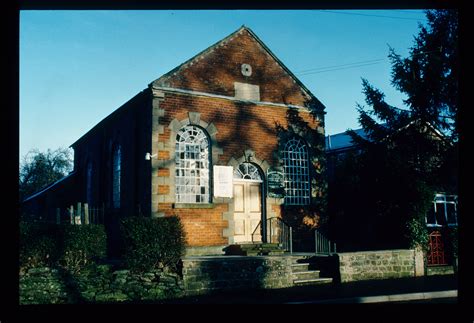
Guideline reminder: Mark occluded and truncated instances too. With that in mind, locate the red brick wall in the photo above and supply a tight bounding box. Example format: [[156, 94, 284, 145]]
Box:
[[155, 92, 319, 247], [156, 29, 311, 106], [159, 93, 318, 165], [152, 28, 323, 248], [158, 203, 229, 247]]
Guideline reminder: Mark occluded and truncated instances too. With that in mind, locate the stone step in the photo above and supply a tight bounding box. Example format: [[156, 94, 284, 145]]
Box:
[[291, 270, 321, 281], [290, 263, 310, 272], [224, 243, 284, 255], [239, 243, 280, 250], [427, 265, 454, 276], [293, 277, 333, 285]]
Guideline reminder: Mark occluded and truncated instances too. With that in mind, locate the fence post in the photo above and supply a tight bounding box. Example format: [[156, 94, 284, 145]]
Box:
[[289, 227, 293, 254], [76, 202, 82, 225], [315, 230, 318, 254], [69, 205, 74, 224], [56, 208, 61, 224], [84, 203, 89, 225]]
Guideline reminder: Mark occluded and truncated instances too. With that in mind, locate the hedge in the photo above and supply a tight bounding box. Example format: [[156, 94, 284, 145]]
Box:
[[19, 221, 107, 272], [20, 222, 61, 269], [120, 216, 186, 273]]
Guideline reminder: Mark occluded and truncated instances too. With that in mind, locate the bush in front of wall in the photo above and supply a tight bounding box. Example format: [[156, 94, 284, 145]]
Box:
[[120, 216, 186, 273], [20, 221, 61, 270], [60, 224, 107, 273], [19, 220, 107, 273]]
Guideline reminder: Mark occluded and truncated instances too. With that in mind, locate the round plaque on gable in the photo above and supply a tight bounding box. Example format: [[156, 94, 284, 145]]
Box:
[[241, 63, 252, 76]]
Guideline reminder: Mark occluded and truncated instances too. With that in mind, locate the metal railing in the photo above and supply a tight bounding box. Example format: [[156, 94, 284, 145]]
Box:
[[252, 217, 293, 253], [315, 229, 336, 255]]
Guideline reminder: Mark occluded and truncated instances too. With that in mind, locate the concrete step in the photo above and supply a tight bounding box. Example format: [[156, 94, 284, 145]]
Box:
[[427, 265, 454, 276], [293, 277, 333, 285], [292, 270, 321, 281], [290, 263, 310, 272], [224, 243, 284, 256]]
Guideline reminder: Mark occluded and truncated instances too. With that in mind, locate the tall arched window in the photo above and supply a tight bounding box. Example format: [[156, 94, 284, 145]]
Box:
[[86, 160, 93, 205], [175, 125, 210, 203], [283, 138, 310, 205], [112, 145, 121, 209]]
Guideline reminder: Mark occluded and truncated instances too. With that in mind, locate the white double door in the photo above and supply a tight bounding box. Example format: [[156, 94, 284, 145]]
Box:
[[232, 180, 263, 243]]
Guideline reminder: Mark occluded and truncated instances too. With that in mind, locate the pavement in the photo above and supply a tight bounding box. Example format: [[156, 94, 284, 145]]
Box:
[[161, 273, 458, 304]]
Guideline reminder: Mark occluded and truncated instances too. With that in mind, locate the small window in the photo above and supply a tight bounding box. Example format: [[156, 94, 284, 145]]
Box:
[[233, 162, 262, 181], [435, 203, 447, 225], [86, 161, 93, 205], [446, 203, 457, 225], [112, 145, 121, 209], [426, 194, 458, 227]]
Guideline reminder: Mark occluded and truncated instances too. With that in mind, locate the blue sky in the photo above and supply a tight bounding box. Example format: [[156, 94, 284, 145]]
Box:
[[20, 10, 428, 160]]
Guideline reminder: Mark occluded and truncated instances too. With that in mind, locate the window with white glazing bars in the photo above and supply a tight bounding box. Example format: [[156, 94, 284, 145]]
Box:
[[233, 162, 262, 180], [112, 145, 121, 209], [175, 125, 210, 203], [283, 138, 310, 205], [426, 194, 458, 227]]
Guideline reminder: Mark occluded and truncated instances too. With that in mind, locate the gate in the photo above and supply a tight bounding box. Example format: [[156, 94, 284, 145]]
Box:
[[427, 230, 447, 266]]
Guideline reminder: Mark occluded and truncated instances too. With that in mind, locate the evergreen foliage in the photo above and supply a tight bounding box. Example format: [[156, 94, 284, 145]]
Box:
[[330, 10, 458, 251], [120, 216, 186, 273]]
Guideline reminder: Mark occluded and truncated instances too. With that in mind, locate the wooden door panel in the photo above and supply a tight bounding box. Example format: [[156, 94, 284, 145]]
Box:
[[234, 184, 245, 213], [234, 219, 245, 235], [249, 184, 261, 213], [232, 181, 262, 243]]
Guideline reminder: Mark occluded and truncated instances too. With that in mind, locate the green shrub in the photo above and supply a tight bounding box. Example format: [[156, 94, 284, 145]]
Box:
[[19, 221, 107, 273], [405, 217, 429, 251], [20, 221, 61, 270], [448, 227, 458, 258], [120, 216, 186, 273], [60, 224, 107, 273]]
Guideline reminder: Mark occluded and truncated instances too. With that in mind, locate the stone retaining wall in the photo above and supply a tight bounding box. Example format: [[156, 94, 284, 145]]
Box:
[[338, 249, 417, 282], [182, 256, 293, 296], [19, 265, 184, 304]]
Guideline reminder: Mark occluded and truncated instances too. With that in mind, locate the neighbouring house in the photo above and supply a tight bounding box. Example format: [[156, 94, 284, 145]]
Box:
[[22, 26, 327, 256], [325, 122, 458, 266]]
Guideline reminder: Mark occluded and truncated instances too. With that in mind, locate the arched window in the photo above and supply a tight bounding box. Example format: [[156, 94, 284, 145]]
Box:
[[283, 138, 310, 205], [233, 162, 262, 181], [112, 145, 121, 209], [175, 125, 210, 203], [86, 160, 93, 205]]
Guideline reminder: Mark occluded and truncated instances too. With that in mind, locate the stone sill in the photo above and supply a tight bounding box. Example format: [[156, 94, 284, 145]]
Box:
[[173, 203, 215, 209]]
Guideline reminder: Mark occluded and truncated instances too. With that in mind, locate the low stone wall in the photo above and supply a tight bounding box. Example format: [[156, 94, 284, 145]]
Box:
[[19, 267, 70, 304], [182, 256, 293, 296], [338, 249, 417, 282], [19, 265, 184, 304]]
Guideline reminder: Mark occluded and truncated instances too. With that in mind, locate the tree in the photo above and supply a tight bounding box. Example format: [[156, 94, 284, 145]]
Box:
[[19, 148, 73, 202], [389, 9, 458, 141], [332, 9, 458, 250]]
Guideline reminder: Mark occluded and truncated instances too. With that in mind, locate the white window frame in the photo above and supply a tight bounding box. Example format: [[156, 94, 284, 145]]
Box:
[[426, 193, 458, 227], [175, 125, 211, 204], [233, 162, 263, 181], [283, 138, 310, 205]]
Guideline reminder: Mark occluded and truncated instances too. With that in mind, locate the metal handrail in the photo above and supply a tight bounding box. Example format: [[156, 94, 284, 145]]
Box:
[[315, 229, 336, 255], [251, 217, 293, 253]]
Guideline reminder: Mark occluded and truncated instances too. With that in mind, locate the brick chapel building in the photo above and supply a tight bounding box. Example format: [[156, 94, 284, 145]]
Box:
[[23, 26, 327, 256]]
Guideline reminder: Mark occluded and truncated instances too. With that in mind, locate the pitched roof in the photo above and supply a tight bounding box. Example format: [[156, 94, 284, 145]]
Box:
[[326, 120, 449, 152], [22, 171, 76, 203], [151, 25, 325, 112]]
